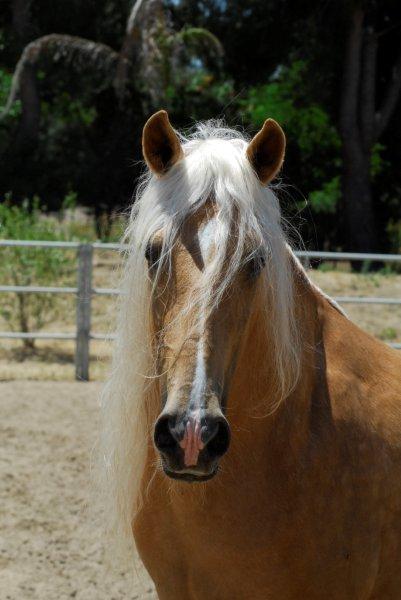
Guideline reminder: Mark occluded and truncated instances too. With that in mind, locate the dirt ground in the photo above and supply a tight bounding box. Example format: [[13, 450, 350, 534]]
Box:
[[0, 380, 156, 600]]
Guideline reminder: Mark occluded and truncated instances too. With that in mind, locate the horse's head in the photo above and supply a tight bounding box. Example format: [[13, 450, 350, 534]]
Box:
[[141, 111, 286, 482]]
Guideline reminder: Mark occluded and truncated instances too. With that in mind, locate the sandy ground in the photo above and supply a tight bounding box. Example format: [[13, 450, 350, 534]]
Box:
[[0, 381, 156, 600]]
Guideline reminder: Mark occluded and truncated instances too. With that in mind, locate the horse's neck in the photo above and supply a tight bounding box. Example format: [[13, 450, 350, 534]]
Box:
[[227, 262, 322, 461]]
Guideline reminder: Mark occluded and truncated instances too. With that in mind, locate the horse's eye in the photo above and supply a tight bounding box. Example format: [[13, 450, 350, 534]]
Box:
[[145, 242, 162, 268], [247, 251, 266, 278]]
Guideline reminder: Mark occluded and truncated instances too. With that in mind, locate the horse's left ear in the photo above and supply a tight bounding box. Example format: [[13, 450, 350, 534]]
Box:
[[246, 118, 286, 184], [142, 110, 183, 175]]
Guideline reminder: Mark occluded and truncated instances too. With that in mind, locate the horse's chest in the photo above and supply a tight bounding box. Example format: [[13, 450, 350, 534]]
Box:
[[133, 481, 385, 600]]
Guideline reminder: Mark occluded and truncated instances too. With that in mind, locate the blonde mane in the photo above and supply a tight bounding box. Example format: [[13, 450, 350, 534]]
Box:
[[98, 121, 301, 562]]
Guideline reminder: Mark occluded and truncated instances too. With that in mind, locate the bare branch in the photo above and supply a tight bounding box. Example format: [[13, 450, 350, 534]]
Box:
[[114, 0, 162, 101], [126, 0, 147, 37], [375, 46, 401, 139], [114, 0, 146, 101], [0, 34, 122, 121], [174, 27, 224, 63]]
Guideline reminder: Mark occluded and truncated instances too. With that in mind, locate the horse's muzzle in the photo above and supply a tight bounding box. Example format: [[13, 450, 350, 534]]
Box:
[[153, 411, 230, 481]]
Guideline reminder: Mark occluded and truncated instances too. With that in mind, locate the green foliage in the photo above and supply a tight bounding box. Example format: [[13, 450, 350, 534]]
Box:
[[309, 177, 341, 214], [62, 190, 78, 211], [41, 92, 97, 127], [379, 327, 397, 341], [0, 68, 21, 120], [387, 219, 401, 253], [1, 1, 401, 254], [167, 71, 234, 121], [243, 61, 340, 153], [0, 198, 75, 347], [317, 262, 336, 272], [361, 261, 374, 275], [175, 26, 224, 65], [154, 22, 231, 120], [0, 67, 21, 151], [385, 219, 401, 272], [242, 61, 342, 216], [370, 143, 388, 179]]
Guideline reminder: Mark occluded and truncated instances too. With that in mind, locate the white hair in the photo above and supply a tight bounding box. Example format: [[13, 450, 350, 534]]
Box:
[[97, 121, 301, 563]]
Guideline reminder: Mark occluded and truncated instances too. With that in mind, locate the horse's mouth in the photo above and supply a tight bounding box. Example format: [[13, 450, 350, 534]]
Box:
[[162, 466, 218, 483]]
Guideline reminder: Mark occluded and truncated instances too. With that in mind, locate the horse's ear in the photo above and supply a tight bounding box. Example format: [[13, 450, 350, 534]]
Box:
[[246, 118, 286, 184], [142, 110, 183, 175]]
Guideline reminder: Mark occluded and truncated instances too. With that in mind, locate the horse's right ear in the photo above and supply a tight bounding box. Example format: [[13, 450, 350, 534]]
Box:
[[142, 110, 183, 175]]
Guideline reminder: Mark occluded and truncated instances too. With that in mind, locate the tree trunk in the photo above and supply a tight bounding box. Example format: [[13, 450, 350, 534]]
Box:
[[16, 292, 35, 350], [11, 0, 40, 154], [16, 64, 40, 148], [340, 5, 379, 254], [342, 140, 378, 253]]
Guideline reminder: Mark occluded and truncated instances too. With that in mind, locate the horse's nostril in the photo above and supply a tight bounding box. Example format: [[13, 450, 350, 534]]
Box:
[[154, 412, 231, 464], [205, 418, 230, 459], [154, 414, 177, 453]]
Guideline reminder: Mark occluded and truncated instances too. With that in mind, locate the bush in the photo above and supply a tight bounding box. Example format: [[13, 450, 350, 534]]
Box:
[[0, 198, 75, 349]]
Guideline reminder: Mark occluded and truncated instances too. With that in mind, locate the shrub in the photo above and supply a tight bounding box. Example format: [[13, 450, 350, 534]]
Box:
[[0, 198, 75, 349]]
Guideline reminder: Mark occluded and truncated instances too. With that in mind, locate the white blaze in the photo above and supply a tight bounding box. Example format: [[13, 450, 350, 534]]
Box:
[[189, 217, 217, 415]]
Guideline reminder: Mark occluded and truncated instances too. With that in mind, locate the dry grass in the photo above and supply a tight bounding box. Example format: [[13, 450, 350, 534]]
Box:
[[0, 251, 119, 381], [0, 255, 400, 382], [309, 268, 401, 343]]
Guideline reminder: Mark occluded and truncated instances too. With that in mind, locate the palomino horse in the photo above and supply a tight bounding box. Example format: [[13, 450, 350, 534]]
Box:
[[100, 110, 401, 599]]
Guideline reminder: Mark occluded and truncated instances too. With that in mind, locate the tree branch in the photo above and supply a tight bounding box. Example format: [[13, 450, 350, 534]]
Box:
[[10, 0, 39, 145], [0, 34, 123, 121], [174, 26, 224, 65], [126, 0, 147, 37], [375, 45, 401, 139], [114, 0, 145, 101], [114, 0, 163, 103]]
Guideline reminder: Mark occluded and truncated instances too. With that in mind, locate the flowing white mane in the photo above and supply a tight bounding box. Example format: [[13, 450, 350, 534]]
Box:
[[97, 121, 301, 562]]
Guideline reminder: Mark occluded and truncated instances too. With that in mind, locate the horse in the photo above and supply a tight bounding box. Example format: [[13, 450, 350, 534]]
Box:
[[99, 110, 401, 599]]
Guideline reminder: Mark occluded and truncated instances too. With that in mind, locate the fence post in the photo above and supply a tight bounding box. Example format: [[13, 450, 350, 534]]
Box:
[[75, 243, 93, 381]]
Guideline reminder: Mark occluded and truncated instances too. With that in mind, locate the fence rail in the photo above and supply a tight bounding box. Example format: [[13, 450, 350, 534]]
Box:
[[0, 240, 400, 380]]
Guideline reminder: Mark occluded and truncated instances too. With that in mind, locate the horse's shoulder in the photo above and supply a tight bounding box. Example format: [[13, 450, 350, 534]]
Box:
[[316, 297, 401, 443]]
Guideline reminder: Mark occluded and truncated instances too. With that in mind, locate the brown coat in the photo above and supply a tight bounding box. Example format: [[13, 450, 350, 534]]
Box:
[[134, 277, 401, 600]]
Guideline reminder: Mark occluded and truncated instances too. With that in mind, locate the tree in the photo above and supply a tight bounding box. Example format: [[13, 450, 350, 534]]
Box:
[[242, 60, 342, 250], [2, 0, 401, 253], [1, 0, 224, 234], [171, 0, 401, 253], [340, 1, 401, 252], [10, 0, 39, 148]]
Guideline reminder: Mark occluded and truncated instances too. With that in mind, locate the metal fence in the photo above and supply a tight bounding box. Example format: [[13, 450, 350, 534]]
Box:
[[0, 240, 400, 381]]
